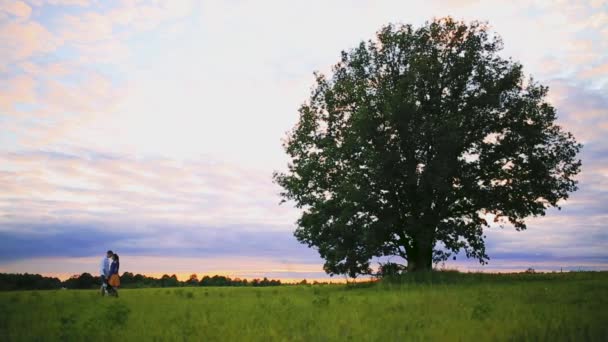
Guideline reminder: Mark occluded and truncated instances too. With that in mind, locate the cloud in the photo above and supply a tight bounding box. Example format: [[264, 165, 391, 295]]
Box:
[[1, 69, 123, 118], [589, 0, 608, 8], [0, 222, 314, 262], [56, 12, 114, 43], [0, 20, 59, 63], [0, 219, 326, 280], [18, 61, 70, 77], [1, 220, 605, 279], [0, 0, 31, 19], [0, 0, 198, 152], [0, 148, 309, 277], [54, 0, 197, 43], [588, 11, 608, 29], [0, 149, 298, 227], [107, 0, 196, 31], [546, 79, 608, 143], [578, 62, 608, 80], [30, 0, 90, 6], [0, 74, 37, 110], [43, 73, 122, 114]]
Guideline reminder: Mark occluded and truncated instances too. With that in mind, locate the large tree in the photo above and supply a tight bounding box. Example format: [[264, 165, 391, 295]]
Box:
[[274, 18, 582, 276]]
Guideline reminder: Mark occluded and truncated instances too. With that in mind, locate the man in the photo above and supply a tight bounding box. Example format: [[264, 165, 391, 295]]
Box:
[[100, 250, 113, 296]]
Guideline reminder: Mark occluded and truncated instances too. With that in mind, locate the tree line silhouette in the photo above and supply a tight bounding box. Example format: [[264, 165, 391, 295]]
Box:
[[0, 272, 282, 291]]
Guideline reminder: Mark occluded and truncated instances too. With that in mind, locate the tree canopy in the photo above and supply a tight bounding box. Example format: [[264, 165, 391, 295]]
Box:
[[274, 18, 582, 276]]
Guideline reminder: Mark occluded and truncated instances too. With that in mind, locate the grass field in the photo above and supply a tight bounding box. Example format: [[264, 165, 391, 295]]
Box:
[[1, 272, 607, 341]]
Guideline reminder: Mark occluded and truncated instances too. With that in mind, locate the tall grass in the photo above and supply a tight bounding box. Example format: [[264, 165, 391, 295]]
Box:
[[1, 272, 606, 341]]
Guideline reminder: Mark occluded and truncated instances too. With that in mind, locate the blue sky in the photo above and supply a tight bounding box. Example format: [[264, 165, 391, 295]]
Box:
[[0, 0, 607, 280]]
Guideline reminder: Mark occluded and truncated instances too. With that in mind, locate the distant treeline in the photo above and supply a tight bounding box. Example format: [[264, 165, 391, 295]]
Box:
[[0, 272, 282, 291]]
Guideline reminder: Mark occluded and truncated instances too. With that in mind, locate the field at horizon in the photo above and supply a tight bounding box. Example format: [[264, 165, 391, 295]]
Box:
[[1, 272, 607, 341]]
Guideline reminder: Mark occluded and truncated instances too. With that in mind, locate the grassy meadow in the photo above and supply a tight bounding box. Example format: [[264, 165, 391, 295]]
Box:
[[1, 272, 607, 341]]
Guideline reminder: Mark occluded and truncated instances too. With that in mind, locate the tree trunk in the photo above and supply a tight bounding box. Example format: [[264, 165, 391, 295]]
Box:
[[406, 233, 433, 272]]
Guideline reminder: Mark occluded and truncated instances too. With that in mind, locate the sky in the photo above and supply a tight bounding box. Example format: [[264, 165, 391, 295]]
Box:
[[0, 0, 607, 281]]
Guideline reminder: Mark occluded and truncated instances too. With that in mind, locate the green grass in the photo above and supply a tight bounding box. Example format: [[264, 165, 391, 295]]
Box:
[[1, 272, 607, 341]]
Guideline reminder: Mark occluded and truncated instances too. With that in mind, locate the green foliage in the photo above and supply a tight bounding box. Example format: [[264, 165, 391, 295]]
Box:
[[274, 17, 582, 276], [0, 273, 62, 290], [0, 272, 281, 291], [0, 272, 606, 341], [377, 262, 406, 278]]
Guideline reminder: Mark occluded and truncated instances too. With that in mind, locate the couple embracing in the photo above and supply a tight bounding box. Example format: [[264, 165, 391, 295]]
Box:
[[100, 250, 120, 297]]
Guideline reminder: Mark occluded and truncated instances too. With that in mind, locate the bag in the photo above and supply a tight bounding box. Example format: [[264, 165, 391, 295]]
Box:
[[108, 274, 121, 287]]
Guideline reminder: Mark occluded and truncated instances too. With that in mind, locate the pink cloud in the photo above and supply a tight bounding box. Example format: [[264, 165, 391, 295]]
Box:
[[0, 74, 37, 110], [588, 11, 608, 29], [54, 0, 197, 43], [57, 12, 114, 43], [40, 76, 117, 116], [590, 0, 608, 8], [0, 20, 60, 63], [0, 0, 31, 19], [578, 62, 608, 80], [565, 39, 600, 65], [18, 61, 71, 77], [45, 0, 196, 66], [30, 0, 90, 6]]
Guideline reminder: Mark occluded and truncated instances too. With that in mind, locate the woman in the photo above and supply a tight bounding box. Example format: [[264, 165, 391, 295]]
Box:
[[108, 253, 120, 297]]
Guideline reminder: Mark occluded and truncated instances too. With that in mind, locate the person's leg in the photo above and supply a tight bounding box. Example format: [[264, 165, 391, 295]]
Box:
[[106, 279, 116, 296], [100, 275, 107, 296]]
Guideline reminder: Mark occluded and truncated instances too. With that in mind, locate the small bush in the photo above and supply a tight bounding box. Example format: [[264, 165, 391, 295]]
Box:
[[378, 262, 406, 278]]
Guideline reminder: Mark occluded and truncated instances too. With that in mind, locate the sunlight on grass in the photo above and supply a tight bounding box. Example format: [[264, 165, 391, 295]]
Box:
[[1, 272, 607, 341]]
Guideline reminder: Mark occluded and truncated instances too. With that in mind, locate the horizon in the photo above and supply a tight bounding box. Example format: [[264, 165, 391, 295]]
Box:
[[5, 266, 606, 284], [9, 255, 608, 282], [1, 0, 607, 281]]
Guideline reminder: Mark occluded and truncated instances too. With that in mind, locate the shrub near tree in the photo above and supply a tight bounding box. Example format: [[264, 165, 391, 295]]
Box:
[[187, 274, 199, 286], [274, 17, 582, 277]]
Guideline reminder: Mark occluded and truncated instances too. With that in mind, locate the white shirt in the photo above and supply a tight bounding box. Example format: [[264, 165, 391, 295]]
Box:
[[100, 257, 110, 277]]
